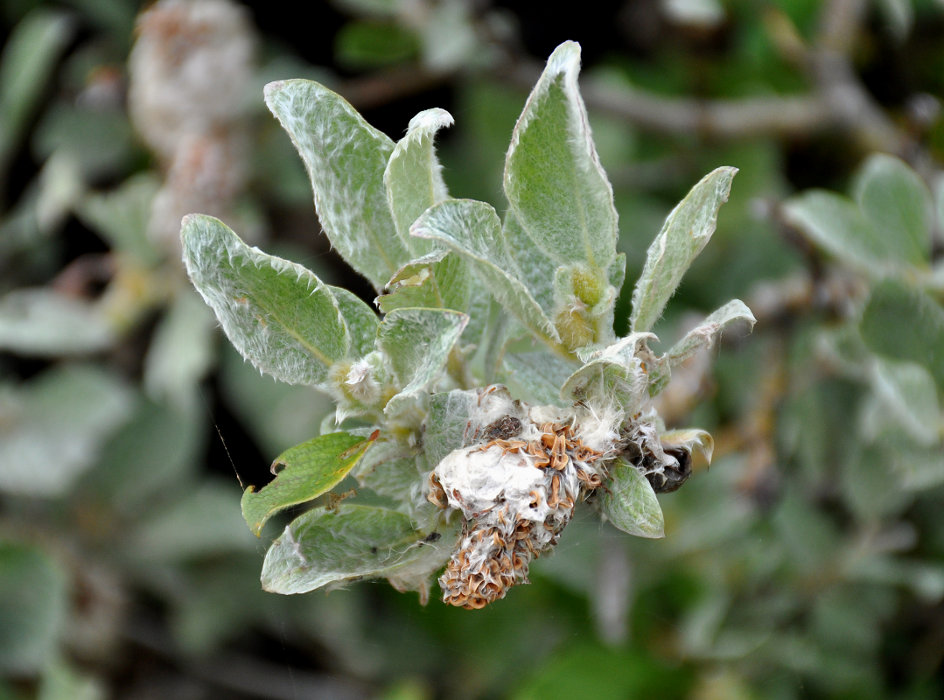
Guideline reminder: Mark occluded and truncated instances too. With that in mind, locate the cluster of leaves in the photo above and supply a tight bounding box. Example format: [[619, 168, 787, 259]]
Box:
[[182, 40, 752, 603]]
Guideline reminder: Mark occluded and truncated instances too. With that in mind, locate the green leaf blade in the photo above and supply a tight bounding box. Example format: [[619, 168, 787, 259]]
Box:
[[504, 41, 618, 271], [241, 431, 376, 536], [853, 153, 932, 266], [599, 458, 665, 538], [411, 199, 560, 346], [630, 166, 737, 333], [666, 298, 756, 367], [860, 280, 944, 392], [260, 504, 447, 594], [181, 214, 349, 387], [384, 107, 453, 256], [782, 190, 900, 274], [378, 307, 468, 395], [328, 285, 379, 360], [376, 252, 472, 316], [264, 79, 409, 288]]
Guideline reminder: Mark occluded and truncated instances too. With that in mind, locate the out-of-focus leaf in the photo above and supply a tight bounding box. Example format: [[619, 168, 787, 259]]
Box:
[[418, 0, 478, 71], [868, 358, 940, 445], [598, 458, 665, 538], [412, 199, 559, 346], [513, 641, 691, 700], [34, 103, 135, 179], [75, 173, 162, 266], [663, 0, 726, 27], [181, 214, 349, 387], [241, 431, 376, 536], [842, 442, 913, 521], [0, 365, 133, 496], [144, 290, 215, 409], [264, 79, 409, 288], [384, 107, 452, 256], [0, 289, 114, 356], [260, 505, 449, 594], [0, 9, 73, 171], [853, 153, 931, 265], [335, 20, 419, 69], [36, 152, 84, 233], [874, 0, 914, 40], [504, 41, 618, 273], [38, 657, 105, 700], [130, 481, 254, 561], [783, 190, 904, 274], [665, 299, 755, 366], [860, 279, 944, 391], [630, 167, 737, 332], [82, 399, 201, 513], [0, 542, 68, 674]]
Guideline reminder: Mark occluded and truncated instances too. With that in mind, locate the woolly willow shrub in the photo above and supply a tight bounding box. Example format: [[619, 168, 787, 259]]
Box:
[[181, 41, 753, 608]]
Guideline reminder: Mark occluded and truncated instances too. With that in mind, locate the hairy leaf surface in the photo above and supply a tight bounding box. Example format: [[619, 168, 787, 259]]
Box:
[[630, 167, 737, 333], [265, 79, 409, 288], [181, 214, 349, 387]]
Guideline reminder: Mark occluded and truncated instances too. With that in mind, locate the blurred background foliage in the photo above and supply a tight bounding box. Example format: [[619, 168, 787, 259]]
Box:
[[1, 0, 943, 698]]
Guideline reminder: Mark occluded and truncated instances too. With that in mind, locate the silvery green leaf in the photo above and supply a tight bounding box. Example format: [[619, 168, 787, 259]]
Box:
[[130, 481, 255, 561], [242, 431, 376, 536], [660, 427, 715, 464], [860, 280, 944, 391], [144, 290, 215, 409], [842, 441, 913, 521], [377, 307, 468, 397], [502, 210, 558, 314], [36, 151, 83, 233], [0, 542, 68, 674], [560, 332, 655, 410], [0, 365, 133, 497], [328, 285, 379, 359], [425, 389, 478, 467], [502, 351, 577, 406], [853, 153, 932, 266], [0, 9, 73, 171], [504, 41, 618, 271], [782, 190, 905, 275], [261, 504, 450, 594], [354, 440, 421, 506], [598, 458, 665, 538], [868, 358, 940, 446], [75, 173, 161, 266], [630, 166, 737, 333], [384, 107, 453, 256], [264, 79, 410, 288], [0, 289, 114, 356], [666, 299, 756, 367], [874, 0, 913, 40], [411, 199, 560, 346], [609, 251, 627, 295], [181, 214, 349, 387], [86, 400, 200, 514], [376, 251, 472, 316]]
